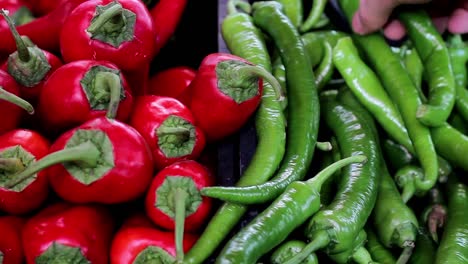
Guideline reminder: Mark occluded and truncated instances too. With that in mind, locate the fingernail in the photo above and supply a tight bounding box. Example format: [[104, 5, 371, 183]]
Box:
[[352, 14, 366, 34]]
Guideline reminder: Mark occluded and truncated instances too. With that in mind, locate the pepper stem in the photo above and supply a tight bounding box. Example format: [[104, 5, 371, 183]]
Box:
[[316, 141, 332, 151], [227, 0, 251, 15], [0, 9, 30, 62], [237, 65, 285, 101], [352, 246, 376, 264], [5, 141, 100, 188], [0, 157, 24, 172], [306, 155, 367, 190], [94, 71, 122, 119], [427, 205, 446, 242], [401, 181, 416, 204], [174, 188, 188, 264], [396, 243, 414, 264], [157, 127, 191, 144], [87, 2, 124, 34], [0, 86, 34, 114], [283, 231, 330, 264]]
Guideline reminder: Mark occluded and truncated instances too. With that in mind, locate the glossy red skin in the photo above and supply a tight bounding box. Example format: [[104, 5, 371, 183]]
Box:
[[148, 66, 196, 98], [60, 0, 157, 72], [22, 203, 115, 264], [150, 0, 188, 55], [0, 0, 87, 55], [37, 60, 133, 135], [0, 216, 25, 264], [183, 53, 263, 142], [47, 117, 154, 204], [0, 0, 25, 59], [110, 226, 198, 264], [0, 70, 25, 135], [1, 49, 63, 103], [0, 129, 50, 215], [121, 212, 157, 229], [145, 160, 214, 232], [23, 0, 67, 16], [130, 95, 206, 171]]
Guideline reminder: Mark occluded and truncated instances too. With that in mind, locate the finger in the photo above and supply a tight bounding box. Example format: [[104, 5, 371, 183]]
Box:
[[352, 0, 431, 35], [447, 7, 468, 33], [383, 19, 407, 41]]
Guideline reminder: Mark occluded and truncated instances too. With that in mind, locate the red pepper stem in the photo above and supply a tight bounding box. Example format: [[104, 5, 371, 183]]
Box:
[[227, 0, 251, 15], [396, 243, 414, 264], [5, 141, 101, 188], [237, 65, 285, 101], [0, 9, 31, 62], [87, 2, 124, 34], [174, 188, 188, 264], [283, 231, 330, 264], [157, 127, 191, 143], [0, 86, 34, 114], [0, 157, 24, 172], [94, 71, 121, 119]]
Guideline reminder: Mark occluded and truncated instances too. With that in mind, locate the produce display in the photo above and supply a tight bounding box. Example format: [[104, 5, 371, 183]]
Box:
[[0, 0, 467, 263]]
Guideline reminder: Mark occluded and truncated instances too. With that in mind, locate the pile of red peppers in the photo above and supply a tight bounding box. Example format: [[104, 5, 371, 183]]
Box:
[[0, 0, 274, 263]]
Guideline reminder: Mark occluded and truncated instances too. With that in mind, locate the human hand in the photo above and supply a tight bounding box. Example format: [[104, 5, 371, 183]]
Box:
[[351, 0, 468, 40]]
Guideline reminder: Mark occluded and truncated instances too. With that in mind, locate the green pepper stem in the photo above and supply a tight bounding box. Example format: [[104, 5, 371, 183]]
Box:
[[5, 141, 101, 188], [0, 9, 30, 62], [226, 0, 251, 15], [306, 155, 367, 190], [396, 243, 414, 264], [94, 71, 122, 119], [237, 65, 285, 101], [283, 231, 330, 264], [174, 188, 188, 264], [352, 246, 376, 264], [316, 141, 332, 151], [0, 157, 24, 172], [401, 181, 415, 204], [157, 127, 191, 144], [0, 86, 34, 114], [87, 2, 124, 34]]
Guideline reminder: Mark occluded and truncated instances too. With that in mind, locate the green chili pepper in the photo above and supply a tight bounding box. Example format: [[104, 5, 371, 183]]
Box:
[[301, 30, 347, 68], [315, 41, 334, 90], [201, 1, 320, 205], [366, 227, 397, 264], [215, 155, 366, 264], [408, 227, 436, 264], [274, 0, 302, 28], [271, 240, 318, 264], [447, 34, 468, 122], [401, 46, 425, 102], [183, 2, 287, 263], [300, 0, 327, 32], [448, 111, 468, 135], [431, 123, 468, 172], [285, 94, 380, 264], [398, 10, 456, 127], [434, 178, 468, 263], [382, 139, 416, 172], [338, 0, 439, 196], [333, 36, 414, 152], [393, 165, 423, 203], [319, 136, 341, 206]]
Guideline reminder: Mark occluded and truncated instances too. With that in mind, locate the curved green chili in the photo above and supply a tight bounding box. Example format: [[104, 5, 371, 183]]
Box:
[[314, 41, 334, 90], [271, 240, 318, 264], [447, 34, 468, 122], [286, 95, 380, 264], [274, 0, 302, 28], [398, 9, 456, 127], [183, 2, 286, 263], [338, 0, 438, 195], [434, 179, 468, 263], [394, 165, 423, 203], [400, 45, 426, 102], [431, 123, 468, 172], [301, 30, 347, 67], [214, 155, 366, 263], [333, 36, 414, 152], [382, 139, 416, 172], [201, 1, 319, 204], [366, 227, 397, 264], [300, 0, 327, 32]]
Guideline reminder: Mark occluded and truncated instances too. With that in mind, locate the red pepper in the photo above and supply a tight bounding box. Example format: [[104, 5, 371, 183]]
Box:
[[0, 69, 34, 135], [0, 0, 87, 56], [22, 0, 66, 16], [3, 116, 154, 204], [110, 225, 198, 264], [181, 52, 283, 142], [148, 66, 196, 98], [0, 9, 62, 104], [150, 0, 187, 54], [145, 160, 213, 262], [0, 129, 50, 215], [22, 202, 115, 264], [59, 0, 157, 95], [120, 211, 157, 229], [37, 60, 133, 136], [0, 216, 25, 264], [129, 95, 206, 171]]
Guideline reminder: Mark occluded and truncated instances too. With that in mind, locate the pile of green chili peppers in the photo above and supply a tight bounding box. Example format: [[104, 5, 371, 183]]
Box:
[[183, 0, 468, 263]]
